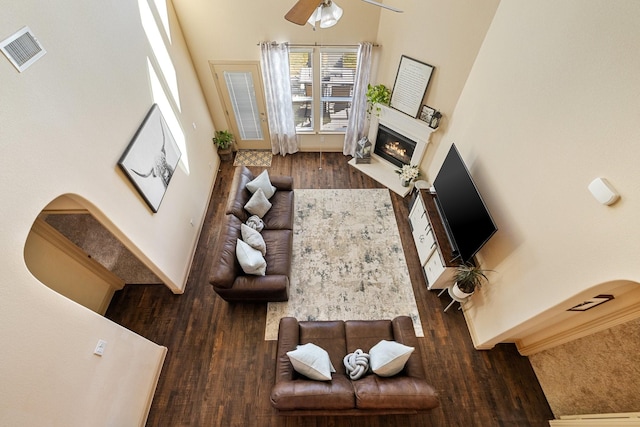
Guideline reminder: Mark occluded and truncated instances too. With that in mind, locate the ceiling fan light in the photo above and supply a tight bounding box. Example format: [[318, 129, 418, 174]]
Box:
[[307, 6, 322, 26], [320, 1, 342, 28]]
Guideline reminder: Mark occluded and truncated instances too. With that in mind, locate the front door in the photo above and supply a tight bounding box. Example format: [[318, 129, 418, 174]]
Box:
[[210, 61, 270, 150]]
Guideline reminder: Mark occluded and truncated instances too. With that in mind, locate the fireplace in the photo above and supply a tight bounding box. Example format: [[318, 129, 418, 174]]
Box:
[[348, 104, 434, 197], [374, 124, 417, 168]]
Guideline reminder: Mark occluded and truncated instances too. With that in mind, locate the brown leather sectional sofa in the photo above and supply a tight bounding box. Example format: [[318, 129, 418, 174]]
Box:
[[271, 316, 440, 415], [209, 166, 294, 302]]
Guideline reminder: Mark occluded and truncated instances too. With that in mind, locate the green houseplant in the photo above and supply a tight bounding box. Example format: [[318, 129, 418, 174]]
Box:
[[453, 263, 492, 295], [213, 130, 234, 161], [365, 84, 391, 117]]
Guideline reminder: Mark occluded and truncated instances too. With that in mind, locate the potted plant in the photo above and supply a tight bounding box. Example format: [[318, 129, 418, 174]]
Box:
[[365, 83, 391, 117], [213, 130, 234, 162], [396, 164, 420, 187], [452, 263, 492, 298]]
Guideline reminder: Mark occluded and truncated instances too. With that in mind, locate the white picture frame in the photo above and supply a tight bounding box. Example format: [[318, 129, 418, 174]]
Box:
[[118, 104, 182, 213]]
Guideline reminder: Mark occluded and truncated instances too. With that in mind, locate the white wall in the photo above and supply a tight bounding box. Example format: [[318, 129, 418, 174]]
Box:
[[375, 0, 500, 165], [0, 0, 216, 424], [431, 0, 640, 347]]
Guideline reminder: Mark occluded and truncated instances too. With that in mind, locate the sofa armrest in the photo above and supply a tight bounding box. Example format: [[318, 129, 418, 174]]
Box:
[[213, 275, 289, 302], [271, 175, 293, 191], [274, 317, 300, 383], [391, 316, 426, 379]]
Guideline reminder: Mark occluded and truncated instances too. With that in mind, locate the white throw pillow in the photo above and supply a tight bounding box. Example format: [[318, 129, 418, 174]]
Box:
[[235, 239, 266, 276], [369, 340, 414, 377], [286, 343, 336, 381], [244, 188, 272, 218], [241, 223, 266, 256], [246, 170, 276, 199]]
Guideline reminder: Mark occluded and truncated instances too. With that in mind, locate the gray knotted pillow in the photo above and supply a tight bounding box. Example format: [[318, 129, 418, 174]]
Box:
[[245, 215, 264, 232], [343, 349, 370, 380]]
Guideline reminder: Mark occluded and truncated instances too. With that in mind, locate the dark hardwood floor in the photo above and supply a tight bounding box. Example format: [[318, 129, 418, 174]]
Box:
[[106, 152, 553, 426]]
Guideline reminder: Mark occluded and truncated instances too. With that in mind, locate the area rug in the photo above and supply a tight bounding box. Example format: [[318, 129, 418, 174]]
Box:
[[265, 189, 423, 340], [233, 150, 272, 167]]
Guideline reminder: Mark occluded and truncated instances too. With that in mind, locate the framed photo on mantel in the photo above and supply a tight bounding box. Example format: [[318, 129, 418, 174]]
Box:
[[389, 55, 435, 118]]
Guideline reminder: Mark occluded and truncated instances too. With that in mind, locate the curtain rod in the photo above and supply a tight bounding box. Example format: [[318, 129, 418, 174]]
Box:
[[257, 42, 379, 48]]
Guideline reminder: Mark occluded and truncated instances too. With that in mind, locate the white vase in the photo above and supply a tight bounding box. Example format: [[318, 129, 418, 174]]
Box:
[[452, 282, 474, 299]]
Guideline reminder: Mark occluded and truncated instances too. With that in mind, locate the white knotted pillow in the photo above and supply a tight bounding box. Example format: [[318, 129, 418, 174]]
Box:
[[245, 215, 264, 232], [343, 349, 370, 380]]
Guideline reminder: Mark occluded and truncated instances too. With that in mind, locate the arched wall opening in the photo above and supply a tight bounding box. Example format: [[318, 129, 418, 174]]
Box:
[[24, 194, 166, 314]]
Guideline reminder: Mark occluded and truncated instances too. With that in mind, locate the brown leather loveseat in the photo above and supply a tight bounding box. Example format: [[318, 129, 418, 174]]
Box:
[[209, 166, 294, 302], [271, 316, 440, 415]]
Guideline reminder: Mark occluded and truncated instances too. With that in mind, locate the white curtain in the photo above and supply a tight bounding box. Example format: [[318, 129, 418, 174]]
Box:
[[343, 42, 373, 156], [259, 42, 299, 156]]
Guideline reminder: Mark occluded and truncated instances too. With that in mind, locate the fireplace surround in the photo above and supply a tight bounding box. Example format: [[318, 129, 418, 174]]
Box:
[[348, 104, 434, 196]]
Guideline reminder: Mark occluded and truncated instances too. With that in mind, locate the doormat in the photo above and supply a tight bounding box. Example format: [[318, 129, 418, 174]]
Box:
[[265, 189, 423, 340], [233, 150, 272, 167]]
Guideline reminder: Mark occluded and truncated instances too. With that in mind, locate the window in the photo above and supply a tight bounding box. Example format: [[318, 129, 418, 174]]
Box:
[[289, 47, 357, 133], [289, 49, 313, 132]]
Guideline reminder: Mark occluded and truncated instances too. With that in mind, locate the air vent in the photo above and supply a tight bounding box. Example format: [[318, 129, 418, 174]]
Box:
[[0, 26, 46, 72]]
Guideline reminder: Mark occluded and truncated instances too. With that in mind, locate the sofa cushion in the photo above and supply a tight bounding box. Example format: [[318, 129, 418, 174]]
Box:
[[270, 374, 355, 410], [244, 188, 272, 218], [287, 343, 335, 381], [299, 320, 347, 375], [262, 229, 292, 276], [236, 239, 266, 276], [345, 319, 394, 354], [352, 375, 440, 410], [261, 190, 294, 230], [246, 169, 276, 199], [241, 223, 266, 255], [369, 340, 414, 377]]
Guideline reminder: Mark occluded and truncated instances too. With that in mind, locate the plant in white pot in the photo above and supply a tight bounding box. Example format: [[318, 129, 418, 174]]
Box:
[[452, 263, 492, 298]]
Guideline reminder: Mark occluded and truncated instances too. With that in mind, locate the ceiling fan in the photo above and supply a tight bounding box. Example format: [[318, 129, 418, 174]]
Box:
[[285, 0, 403, 27]]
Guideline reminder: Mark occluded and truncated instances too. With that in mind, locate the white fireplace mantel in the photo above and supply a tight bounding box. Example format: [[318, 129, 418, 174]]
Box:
[[349, 104, 435, 197]]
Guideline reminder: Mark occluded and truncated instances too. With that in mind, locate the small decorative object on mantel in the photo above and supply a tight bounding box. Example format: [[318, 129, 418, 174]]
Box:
[[213, 130, 234, 162], [355, 136, 372, 164], [429, 111, 442, 130], [419, 105, 435, 124], [396, 164, 420, 187]]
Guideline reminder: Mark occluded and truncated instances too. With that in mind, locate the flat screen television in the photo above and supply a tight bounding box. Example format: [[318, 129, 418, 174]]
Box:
[[433, 144, 497, 263]]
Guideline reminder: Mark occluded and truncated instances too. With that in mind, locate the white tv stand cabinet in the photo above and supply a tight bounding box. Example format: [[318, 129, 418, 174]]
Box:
[[409, 189, 461, 290]]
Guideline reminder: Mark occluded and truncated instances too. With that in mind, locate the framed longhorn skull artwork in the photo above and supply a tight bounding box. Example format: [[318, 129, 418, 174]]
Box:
[[118, 104, 182, 213]]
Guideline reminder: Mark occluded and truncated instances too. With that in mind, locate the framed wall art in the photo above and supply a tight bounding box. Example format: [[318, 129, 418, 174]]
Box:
[[419, 105, 435, 123], [389, 55, 435, 118], [118, 104, 182, 213]]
